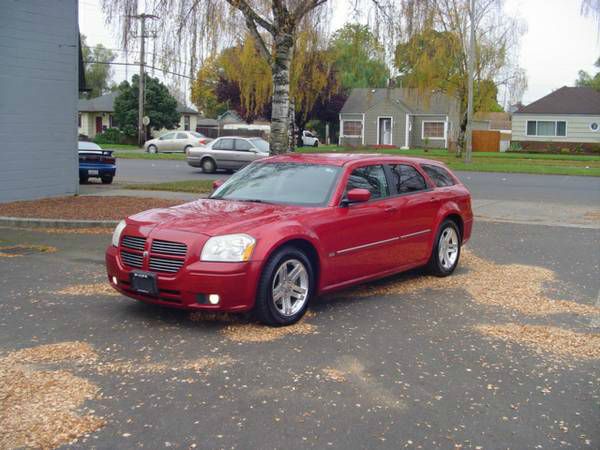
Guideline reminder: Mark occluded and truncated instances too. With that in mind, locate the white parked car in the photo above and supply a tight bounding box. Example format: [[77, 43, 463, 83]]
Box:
[[144, 131, 211, 153], [301, 130, 319, 147]]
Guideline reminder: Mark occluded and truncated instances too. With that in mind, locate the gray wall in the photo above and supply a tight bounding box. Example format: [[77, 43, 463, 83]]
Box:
[[364, 100, 407, 146], [512, 113, 600, 143], [0, 0, 79, 203]]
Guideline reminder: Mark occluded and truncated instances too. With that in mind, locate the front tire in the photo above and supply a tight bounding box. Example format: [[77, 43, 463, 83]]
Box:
[[255, 246, 314, 326], [148, 145, 158, 154], [201, 158, 217, 173], [427, 219, 461, 277], [313, 141, 319, 147]]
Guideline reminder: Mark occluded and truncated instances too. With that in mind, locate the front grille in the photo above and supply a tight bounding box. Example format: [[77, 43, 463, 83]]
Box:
[[151, 239, 187, 257], [121, 250, 143, 268], [122, 235, 147, 251], [149, 256, 185, 273]]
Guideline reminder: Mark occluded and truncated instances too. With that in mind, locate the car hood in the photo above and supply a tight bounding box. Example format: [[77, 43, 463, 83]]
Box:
[[128, 199, 306, 236]]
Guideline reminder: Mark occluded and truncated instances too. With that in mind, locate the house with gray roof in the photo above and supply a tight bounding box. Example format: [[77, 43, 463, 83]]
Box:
[[78, 91, 201, 139], [339, 88, 460, 149], [511, 86, 600, 151]]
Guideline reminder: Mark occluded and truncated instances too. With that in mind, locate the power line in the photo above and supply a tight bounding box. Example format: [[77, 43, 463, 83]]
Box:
[[89, 61, 192, 79]]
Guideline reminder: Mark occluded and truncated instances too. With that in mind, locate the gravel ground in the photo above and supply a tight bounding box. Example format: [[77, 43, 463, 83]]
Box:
[[0, 222, 598, 449], [0, 196, 183, 220]]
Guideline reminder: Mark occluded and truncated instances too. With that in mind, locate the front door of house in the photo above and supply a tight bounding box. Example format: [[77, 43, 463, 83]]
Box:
[[378, 118, 392, 145], [95, 116, 103, 135]]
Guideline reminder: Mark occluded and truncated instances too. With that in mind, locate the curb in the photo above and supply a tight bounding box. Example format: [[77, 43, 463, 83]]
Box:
[[0, 216, 118, 228]]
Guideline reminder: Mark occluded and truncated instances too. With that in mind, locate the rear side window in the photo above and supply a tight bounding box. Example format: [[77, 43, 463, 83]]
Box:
[[235, 139, 252, 151], [422, 164, 455, 187], [176, 133, 188, 139], [214, 138, 234, 150], [389, 164, 428, 193], [345, 165, 389, 200]]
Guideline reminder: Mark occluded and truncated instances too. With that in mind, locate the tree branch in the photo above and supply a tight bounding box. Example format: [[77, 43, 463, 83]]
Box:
[[245, 17, 273, 65], [225, 0, 275, 34], [291, 0, 328, 22]]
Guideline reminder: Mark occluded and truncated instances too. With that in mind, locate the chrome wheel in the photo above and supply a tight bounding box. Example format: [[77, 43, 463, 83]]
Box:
[[271, 259, 309, 317], [438, 227, 459, 270]]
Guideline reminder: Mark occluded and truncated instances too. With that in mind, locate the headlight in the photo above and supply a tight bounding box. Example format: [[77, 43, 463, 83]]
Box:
[[200, 234, 255, 262], [112, 220, 126, 247]]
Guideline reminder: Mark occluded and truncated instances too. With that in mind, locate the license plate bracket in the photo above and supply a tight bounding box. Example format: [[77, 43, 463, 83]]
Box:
[[88, 169, 99, 175], [130, 270, 158, 296]]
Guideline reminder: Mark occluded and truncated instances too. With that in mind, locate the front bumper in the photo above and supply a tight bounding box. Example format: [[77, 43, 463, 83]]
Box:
[[105, 245, 262, 312]]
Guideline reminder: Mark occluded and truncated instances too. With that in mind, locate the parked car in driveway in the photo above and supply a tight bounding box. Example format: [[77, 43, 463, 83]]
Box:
[[144, 131, 210, 153], [186, 136, 270, 173], [78, 141, 116, 184], [301, 130, 319, 147], [106, 153, 473, 326]]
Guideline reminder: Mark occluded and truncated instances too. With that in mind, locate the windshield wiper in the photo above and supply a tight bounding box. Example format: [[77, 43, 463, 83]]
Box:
[[236, 198, 274, 204]]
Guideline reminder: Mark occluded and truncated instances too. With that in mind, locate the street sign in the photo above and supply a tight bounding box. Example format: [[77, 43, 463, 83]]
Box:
[[142, 116, 150, 126]]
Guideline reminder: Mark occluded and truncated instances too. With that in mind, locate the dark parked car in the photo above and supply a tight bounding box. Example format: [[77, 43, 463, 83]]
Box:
[[78, 141, 116, 184]]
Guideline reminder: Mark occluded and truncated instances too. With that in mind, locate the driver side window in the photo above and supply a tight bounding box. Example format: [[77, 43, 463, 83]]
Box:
[[345, 165, 389, 200]]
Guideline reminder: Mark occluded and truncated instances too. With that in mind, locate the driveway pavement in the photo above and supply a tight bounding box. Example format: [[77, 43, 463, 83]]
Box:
[[0, 221, 598, 449]]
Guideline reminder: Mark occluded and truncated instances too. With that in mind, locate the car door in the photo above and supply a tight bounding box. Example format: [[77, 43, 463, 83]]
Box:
[[175, 132, 189, 151], [232, 139, 256, 168], [318, 164, 403, 287], [158, 132, 175, 151], [209, 138, 235, 168], [385, 164, 439, 265]]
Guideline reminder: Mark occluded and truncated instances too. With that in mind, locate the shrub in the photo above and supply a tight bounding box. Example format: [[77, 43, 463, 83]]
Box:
[[93, 128, 125, 145]]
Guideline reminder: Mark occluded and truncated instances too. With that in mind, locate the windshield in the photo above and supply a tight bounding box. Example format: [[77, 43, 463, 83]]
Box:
[[249, 138, 269, 153], [211, 162, 341, 206]]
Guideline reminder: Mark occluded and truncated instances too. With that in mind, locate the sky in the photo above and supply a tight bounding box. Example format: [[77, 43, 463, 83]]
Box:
[[79, 0, 600, 105]]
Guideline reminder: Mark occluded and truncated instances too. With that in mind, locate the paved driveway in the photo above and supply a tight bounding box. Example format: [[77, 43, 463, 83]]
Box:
[[1, 221, 598, 449]]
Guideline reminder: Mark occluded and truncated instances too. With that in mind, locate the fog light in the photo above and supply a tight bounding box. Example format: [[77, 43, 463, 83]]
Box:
[[112, 276, 118, 285], [208, 294, 220, 305]]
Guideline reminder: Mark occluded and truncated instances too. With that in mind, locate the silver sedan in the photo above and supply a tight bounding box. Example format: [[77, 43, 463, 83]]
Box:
[[187, 136, 270, 173], [144, 131, 210, 153]]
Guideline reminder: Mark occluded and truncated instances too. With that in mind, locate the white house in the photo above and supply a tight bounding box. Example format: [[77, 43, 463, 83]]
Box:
[[512, 86, 600, 151], [78, 91, 201, 139]]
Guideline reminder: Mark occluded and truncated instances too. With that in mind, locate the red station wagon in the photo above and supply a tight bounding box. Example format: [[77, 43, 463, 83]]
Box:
[[106, 153, 473, 326]]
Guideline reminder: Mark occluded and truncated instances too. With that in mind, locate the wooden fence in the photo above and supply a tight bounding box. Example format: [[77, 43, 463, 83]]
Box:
[[472, 130, 500, 152]]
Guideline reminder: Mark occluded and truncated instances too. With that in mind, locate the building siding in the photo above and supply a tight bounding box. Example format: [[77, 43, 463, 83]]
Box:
[[0, 0, 78, 202], [364, 100, 407, 146], [411, 115, 448, 148], [512, 114, 600, 143]]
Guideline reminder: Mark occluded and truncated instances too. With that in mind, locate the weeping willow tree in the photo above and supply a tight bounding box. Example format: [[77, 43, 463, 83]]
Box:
[[393, 0, 525, 150]]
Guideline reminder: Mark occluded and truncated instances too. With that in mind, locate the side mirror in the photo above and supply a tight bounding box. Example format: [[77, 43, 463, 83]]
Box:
[[346, 188, 371, 204], [212, 178, 225, 191]]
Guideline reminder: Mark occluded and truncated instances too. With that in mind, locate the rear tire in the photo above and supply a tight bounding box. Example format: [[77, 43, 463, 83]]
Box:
[[79, 176, 88, 184], [184, 145, 192, 155], [101, 175, 113, 184], [201, 158, 217, 173], [427, 219, 461, 277], [148, 145, 158, 154], [254, 246, 314, 326], [313, 141, 319, 147]]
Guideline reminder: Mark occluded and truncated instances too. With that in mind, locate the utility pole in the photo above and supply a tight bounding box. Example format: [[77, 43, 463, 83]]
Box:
[[465, 0, 476, 163], [129, 13, 158, 147]]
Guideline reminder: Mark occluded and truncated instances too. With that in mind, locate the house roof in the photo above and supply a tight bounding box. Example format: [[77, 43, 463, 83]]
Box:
[[78, 91, 199, 114], [516, 86, 600, 115], [340, 88, 459, 115]]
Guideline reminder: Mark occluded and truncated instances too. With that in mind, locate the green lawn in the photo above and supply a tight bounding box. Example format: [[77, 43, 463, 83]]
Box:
[[98, 144, 144, 151], [123, 180, 214, 193], [109, 142, 600, 177], [298, 146, 600, 177]]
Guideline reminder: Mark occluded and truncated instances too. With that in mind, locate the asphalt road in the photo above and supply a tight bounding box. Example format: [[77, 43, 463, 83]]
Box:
[[1, 221, 598, 449], [115, 158, 600, 206]]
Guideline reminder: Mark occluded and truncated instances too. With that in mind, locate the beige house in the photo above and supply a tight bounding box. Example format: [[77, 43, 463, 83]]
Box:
[[512, 86, 600, 151], [78, 91, 200, 139]]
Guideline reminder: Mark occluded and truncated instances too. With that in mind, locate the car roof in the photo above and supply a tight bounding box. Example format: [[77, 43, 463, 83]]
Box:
[[78, 141, 102, 150], [263, 152, 447, 168]]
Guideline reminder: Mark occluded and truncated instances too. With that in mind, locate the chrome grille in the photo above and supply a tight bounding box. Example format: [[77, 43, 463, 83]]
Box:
[[151, 239, 187, 257], [122, 235, 146, 251], [149, 256, 185, 273], [121, 250, 143, 268]]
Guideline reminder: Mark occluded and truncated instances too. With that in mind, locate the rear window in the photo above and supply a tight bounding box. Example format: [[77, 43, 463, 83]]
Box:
[[421, 164, 455, 187]]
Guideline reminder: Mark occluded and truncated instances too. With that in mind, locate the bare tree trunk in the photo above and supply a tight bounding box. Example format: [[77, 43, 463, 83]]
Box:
[[270, 32, 294, 154]]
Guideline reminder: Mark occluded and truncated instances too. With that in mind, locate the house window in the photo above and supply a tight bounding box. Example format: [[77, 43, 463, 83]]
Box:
[[590, 122, 599, 132], [526, 120, 567, 137], [184, 115, 190, 131], [342, 120, 363, 137], [422, 121, 445, 139], [109, 115, 118, 128]]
